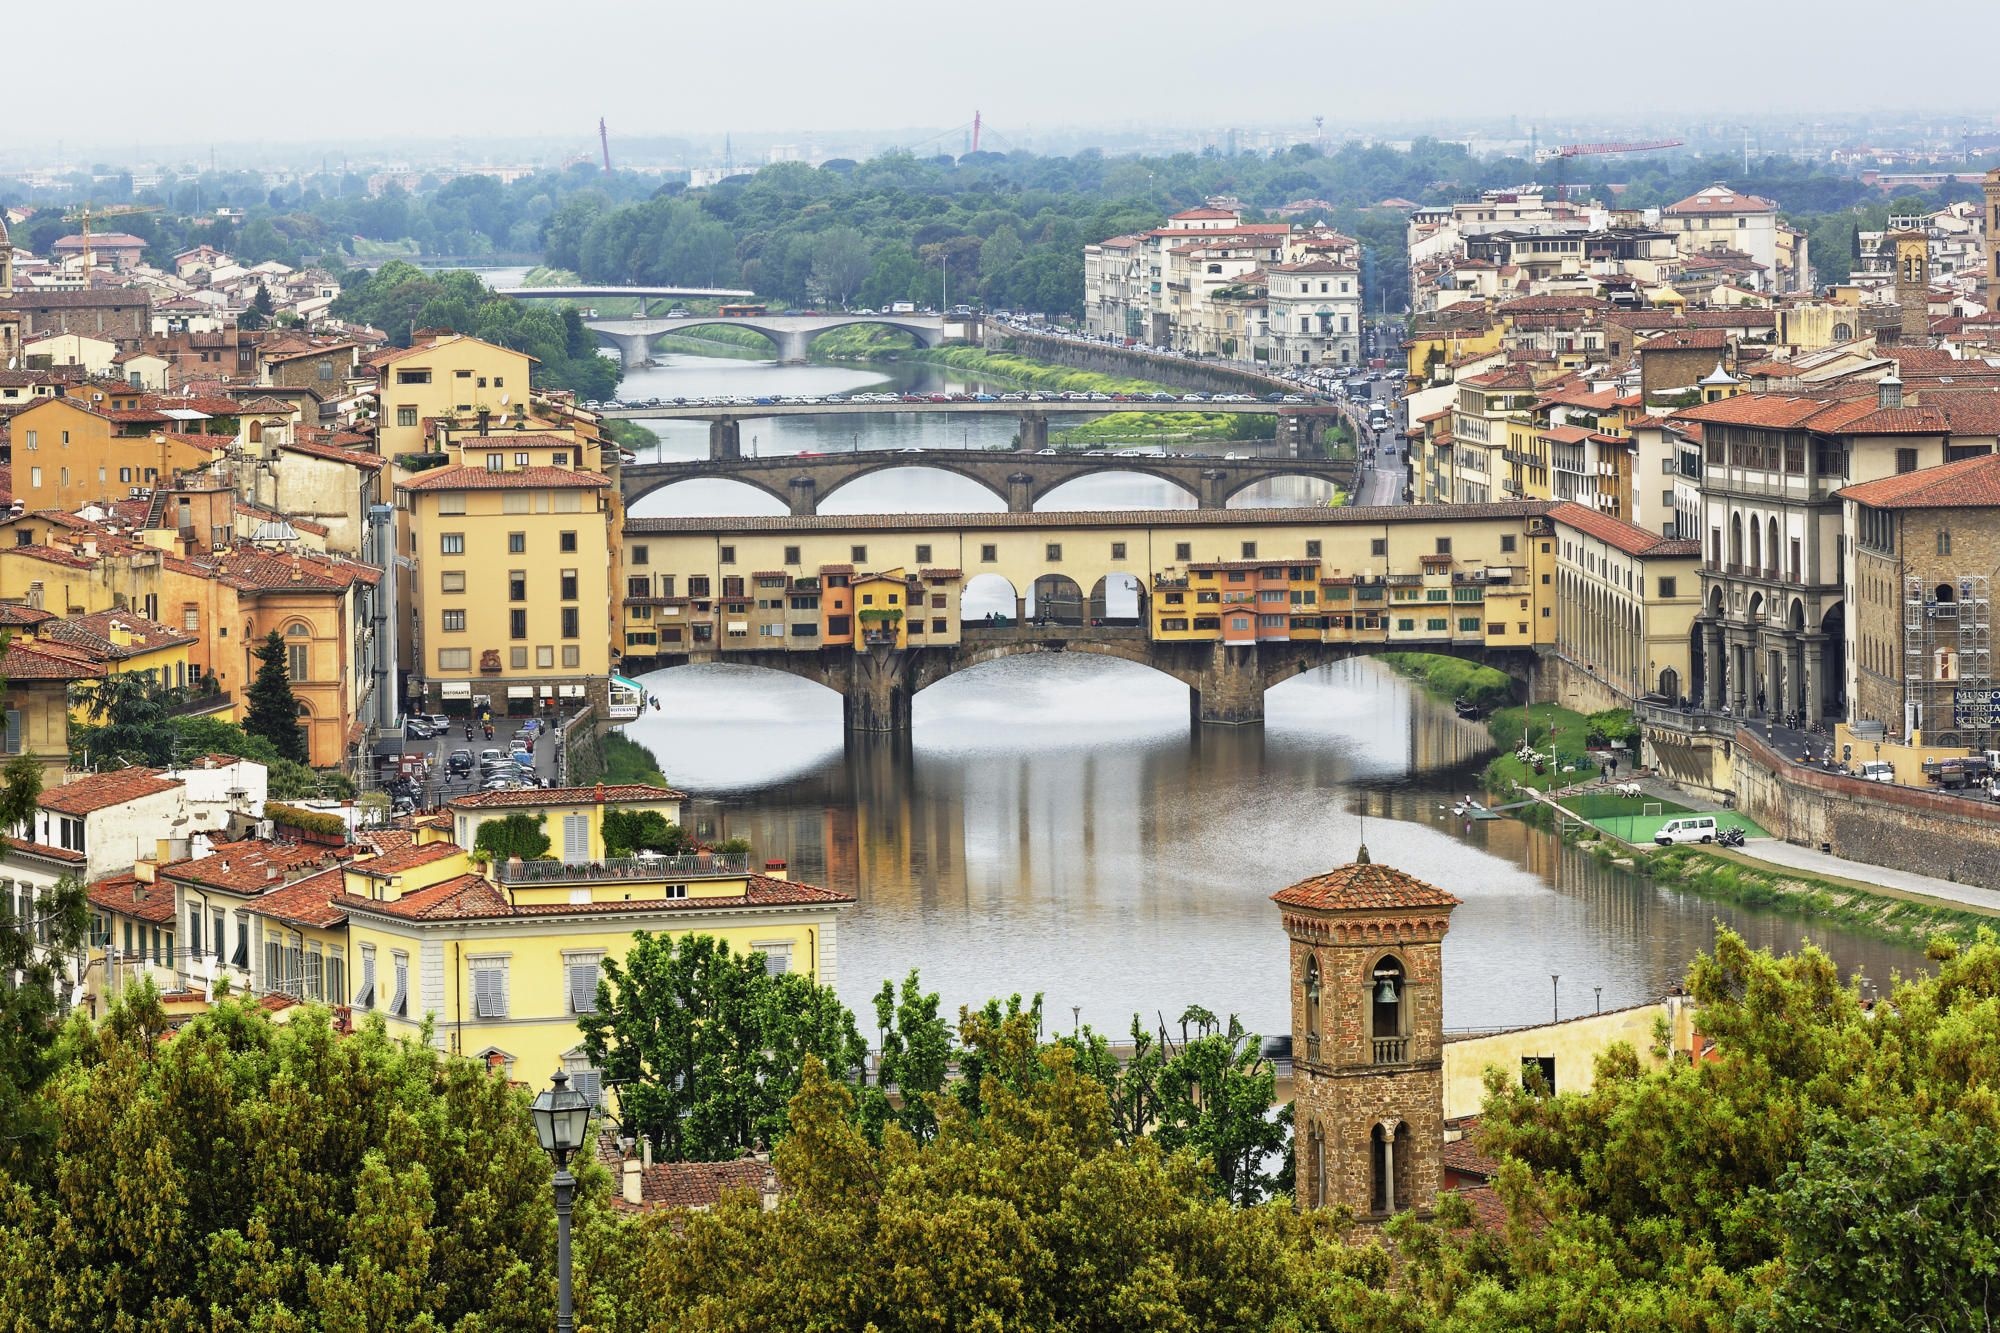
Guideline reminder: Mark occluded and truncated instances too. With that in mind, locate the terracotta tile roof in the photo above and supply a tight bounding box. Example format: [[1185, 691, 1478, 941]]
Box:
[[1550, 502, 1700, 558], [349, 872, 851, 923], [4, 543, 101, 571], [1442, 1123, 1500, 1181], [1448, 1184, 1513, 1236], [1, 640, 102, 681], [87, 872, 175, 923], [616, 1157, 777, 1212], [1496, 294, 1607, 314], [1663, 184, 1777, 215], [0, 604, 56, 627], [1637, 328, 1729, 351], [345, 840, 463, 877], [5, 836, 85, 864], [182, 548, 382, 592], [161, 838, 350, 895], [249, 866, 349, 928], [40, 609, 197, 659], [1271, 860, 1461, 912], [40, 766, 182, 816], [1460, 368, 1536, 391], [1837, 452, 2000, 509], [281, 439, 385, 469], [401, 465, 610, 492], [1608, 308, 1776, 330], [447, 784, 686, 809]]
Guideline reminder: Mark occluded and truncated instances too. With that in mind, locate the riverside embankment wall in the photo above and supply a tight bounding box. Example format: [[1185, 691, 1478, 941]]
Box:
[[1733, 727, 2000, 884], [985, 327, 1299, 397]]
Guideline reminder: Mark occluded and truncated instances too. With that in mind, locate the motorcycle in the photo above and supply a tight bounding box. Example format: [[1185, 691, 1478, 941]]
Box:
[[1716, 826, 1746, 849]]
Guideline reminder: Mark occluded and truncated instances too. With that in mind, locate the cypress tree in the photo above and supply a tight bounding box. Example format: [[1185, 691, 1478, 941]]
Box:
[[244, 629, 309, 764]]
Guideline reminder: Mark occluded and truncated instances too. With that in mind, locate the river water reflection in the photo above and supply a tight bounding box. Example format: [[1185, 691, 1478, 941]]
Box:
[[605, 346, 1923, 1037], [620, 657, 1923, 1039]]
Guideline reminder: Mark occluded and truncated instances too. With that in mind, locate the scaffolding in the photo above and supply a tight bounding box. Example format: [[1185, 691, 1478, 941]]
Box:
[[1906, 573, 1991, 740]]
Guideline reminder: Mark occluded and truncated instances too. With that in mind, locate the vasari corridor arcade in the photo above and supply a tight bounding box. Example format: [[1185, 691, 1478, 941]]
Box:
[[615, 501, 1624, 731]]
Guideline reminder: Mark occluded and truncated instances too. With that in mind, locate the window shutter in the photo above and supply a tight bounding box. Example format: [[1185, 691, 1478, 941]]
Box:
[[568, 959, 599, 1014], [563, 814, 589, 863], [264, 939, 280, 992], [358, 953, 376, 1007], [327, 956, 345, 1008], [391, 960, 408, 1016], [571, 1068, 603, 1107], [473, 963, 508, 1019], [4, 710, 19, 755], [305, 950, 323, 1001]]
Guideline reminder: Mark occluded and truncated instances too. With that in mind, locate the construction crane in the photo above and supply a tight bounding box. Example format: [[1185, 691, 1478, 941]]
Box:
[[1532, 138, 1684, 196], [60, 202, 161, 288], [971, 110, 982, 154], [599, 117, 612, 174]]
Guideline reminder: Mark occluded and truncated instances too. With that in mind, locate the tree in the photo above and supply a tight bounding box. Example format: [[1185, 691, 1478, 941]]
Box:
[[238, 279, 276, 329], [578, 932, 866, 1161], [599, 807, 686, 857], [627, 1046, 1395, 1330], [0, 992, 580, 1329], [858, 968, 952, 1143], [68, 670, 192, 766], [1152, 1012, 1287, 1204], [474, 812, 551, 861], [808, 226, 871, 307], [244, 629, 308, 763]]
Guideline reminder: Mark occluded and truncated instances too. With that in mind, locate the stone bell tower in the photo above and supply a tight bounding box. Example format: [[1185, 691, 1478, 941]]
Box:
[[1275, 849, 1458, 1217], [1984, 168, 2000, 317], [1891, 215, 1930, 345]]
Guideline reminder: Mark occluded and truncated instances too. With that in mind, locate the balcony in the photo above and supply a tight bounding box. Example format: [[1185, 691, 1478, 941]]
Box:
[[495, 853, 751, 884], [1372, 1036, 1409, 1064]]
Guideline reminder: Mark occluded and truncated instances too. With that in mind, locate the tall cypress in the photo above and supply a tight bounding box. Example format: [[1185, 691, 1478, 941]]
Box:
[[244, 630, 309, 764]]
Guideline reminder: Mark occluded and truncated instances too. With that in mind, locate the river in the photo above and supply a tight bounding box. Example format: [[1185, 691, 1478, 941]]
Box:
[[596, 336, 1926, 1038]]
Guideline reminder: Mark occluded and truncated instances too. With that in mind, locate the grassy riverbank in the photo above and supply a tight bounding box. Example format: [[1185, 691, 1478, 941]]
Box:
[[1628, 844, 1994, 945], [602, 731, 670, 787]]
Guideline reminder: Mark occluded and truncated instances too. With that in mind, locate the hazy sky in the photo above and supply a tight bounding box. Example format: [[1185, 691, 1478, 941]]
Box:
[[20, 0, 2000, 159]]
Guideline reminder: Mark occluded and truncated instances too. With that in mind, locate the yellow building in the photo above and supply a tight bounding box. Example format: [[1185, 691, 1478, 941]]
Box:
[[9, 397, 226, 511], [368, 333, 536, 459], [852, 570, 915, 650], [447, 783, 685, 863], [399, 427, 616, 715], [1448, 368, 1539, 504], [1549, 502, 1701, 702], [0, 636, 97, 784]]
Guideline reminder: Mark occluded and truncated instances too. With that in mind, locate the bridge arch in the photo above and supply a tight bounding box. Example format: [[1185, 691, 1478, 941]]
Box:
[[797, 319, 944, 354], [625, 473, 794, 516], [913, 637, 1205, 693], [1029, 574, 1086, 626], [814, 458, 1014, 510], [961, 573, 1019, 623], [1088, 573, 1146, 624], [1216, 468, 1353, 506], [1034, 470, 1201, 511]]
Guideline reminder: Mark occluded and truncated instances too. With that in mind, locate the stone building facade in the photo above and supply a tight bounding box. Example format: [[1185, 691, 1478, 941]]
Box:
[[1839, 452, 2000, 746], [1276, 854, 1458, 1218]]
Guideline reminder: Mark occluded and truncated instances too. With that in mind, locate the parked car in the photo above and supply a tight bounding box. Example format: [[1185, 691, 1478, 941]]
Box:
[[1653, 815, 1719, 846], [447, 750, 474, 775], [1858, 761, 1897, 783]]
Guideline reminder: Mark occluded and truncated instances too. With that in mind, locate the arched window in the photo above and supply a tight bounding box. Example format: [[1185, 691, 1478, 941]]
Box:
[[1832, 322, 1853, 341], [1937, 583, 1957, 604], [1766, 518, 1779, 575], [1729, 514, 1743, 567], [1749, 517, 1762, 573], [1370, 956, 1405, 1060], [1303, 955, 1321, 1058]]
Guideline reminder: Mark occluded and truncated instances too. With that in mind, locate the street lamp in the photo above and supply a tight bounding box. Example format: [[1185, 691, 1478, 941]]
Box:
[[531, 1069, 593, 1333]]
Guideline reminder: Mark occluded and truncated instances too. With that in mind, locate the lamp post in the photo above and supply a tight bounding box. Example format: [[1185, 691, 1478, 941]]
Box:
[[530, 1069, 593, 1333], [1550, 973, 1560, 1022]]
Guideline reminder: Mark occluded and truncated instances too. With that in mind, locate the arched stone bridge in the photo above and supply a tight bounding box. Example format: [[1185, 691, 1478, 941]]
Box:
[[631, 627, 1544, 733], [585, 313, 971, 366], [619, 448, 1355, 514]]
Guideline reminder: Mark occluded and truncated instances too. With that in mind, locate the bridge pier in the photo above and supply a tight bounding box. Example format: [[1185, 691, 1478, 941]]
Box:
[[1190, 643, 1266, 726], [788, 476, 818, 515], [1006, 471, 1037, 513], [1018, 412, 1048, 452], [775, 331, 811, 365], [710, 419, 742, 460], [607, 331, 654, 369], [1278, 410, 1329, 457], [841, 649, 915, 733], [1196, 469, 1230, 509]]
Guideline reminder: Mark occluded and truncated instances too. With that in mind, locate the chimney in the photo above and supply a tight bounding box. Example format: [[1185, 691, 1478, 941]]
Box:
[[763, 859, 788, 881], [266, 866, 280, 883], [1879, 372, 1903, 410], [593, 782, 606, 804], [621, 1155, 643, 1207]]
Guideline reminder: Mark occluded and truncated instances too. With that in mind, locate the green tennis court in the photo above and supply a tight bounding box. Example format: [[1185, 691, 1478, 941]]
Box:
[[1588, 810, 1767, 844]]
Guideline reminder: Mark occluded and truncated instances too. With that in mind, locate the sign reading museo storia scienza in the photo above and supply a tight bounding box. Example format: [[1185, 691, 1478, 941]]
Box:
[[1953, 687, 2000, 729]]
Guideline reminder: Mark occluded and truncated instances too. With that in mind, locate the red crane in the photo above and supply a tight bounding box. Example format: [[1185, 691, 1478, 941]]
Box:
[[1533, 138, 1683, 195], [599, 118, 612, 174], [971, 110, 982, 154]]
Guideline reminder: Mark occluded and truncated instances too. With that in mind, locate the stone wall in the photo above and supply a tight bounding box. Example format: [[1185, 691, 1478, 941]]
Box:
[[1733, 726, 2000, 883], [560, 703, 606, 785], [1544, 652, 1628, 715], [987, 327, 1297, 397]]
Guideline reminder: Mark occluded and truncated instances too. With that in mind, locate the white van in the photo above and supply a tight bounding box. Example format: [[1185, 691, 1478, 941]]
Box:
[[1859, 761, 1897, 783], [1654, 815, 1719, 846]]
